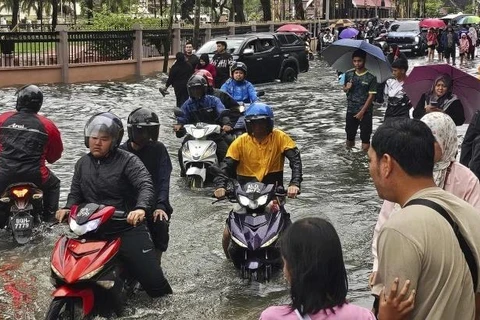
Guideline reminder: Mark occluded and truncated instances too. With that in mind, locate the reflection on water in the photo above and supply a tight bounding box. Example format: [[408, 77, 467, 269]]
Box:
[[0, 57, 475, 319]]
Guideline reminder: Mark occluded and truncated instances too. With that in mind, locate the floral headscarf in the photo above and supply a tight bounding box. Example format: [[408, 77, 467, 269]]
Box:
[[421, 112, 458, 188]]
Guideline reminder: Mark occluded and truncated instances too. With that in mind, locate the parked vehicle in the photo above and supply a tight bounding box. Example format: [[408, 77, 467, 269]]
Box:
[[196, 33, 309, 84], [0, 182, 42, 244], [386, 20, 427, 56], [46, 203, 137, 319]]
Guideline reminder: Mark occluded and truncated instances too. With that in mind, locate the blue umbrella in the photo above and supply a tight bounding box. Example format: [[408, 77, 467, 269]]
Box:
[[322, 39, 392, 83], [339, 27, 359, 39]]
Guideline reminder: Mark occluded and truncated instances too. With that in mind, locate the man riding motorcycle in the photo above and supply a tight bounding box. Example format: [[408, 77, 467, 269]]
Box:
[[174, 74, 233, 174], [213, 103, 303, 258], [55, 112, 172, 298], [120, 108, 173, 264], [220, 62, 258, 104], [0, 84, 63, 224]]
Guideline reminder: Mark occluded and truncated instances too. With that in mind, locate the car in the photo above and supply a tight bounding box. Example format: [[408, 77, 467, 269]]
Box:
[[386, 20, 427, 56], [195, 33, 309, 84]]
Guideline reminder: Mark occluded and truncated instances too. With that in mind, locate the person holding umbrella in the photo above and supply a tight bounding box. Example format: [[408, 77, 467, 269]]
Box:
[[412, 74, 465, 126], [343, 49, 377, 151], [427, 28, 437, 62]]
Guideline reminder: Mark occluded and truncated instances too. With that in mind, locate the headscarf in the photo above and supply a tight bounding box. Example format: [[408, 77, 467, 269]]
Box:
[[426, 74, 457, 111], [421, 112, 458, 188], [175, 52, 186, 63], [469, 27, 477, 43]]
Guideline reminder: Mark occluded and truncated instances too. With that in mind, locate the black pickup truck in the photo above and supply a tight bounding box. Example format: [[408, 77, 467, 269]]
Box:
[[196, 33, 309, 84], [386, 20, 427, 56]]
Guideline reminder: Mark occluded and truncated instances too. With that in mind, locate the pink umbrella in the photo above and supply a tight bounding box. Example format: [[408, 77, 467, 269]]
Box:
[[276, 24, 309, 34], [419, 18, 446, 29], [403, 64, 480, 123]]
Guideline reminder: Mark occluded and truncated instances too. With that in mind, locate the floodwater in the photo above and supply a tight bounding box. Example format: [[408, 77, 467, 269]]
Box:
[[0, 56, 476, 319]]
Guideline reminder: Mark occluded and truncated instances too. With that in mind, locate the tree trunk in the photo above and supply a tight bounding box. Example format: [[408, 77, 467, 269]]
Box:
[[51, 0, 58, 31], [231, 0, 245, 22], [86, 0, 93, 20], [164, 0, 175, 72], [294, 0, 305, 19], [260, 0, 271, 21], [73, 0, 77, 24], [11, 0, 20, 29]]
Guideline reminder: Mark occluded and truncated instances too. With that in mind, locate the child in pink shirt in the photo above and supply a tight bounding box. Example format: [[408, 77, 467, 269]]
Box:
[[459, 33, 470, 66]]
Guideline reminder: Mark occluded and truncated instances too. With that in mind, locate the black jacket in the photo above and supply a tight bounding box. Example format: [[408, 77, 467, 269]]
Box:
[[65, 149, 154, 216], [413, 93, 465, 126], [211, 52, 233, 88], [166, 61, 194, 90], [185, 53, 199, 69], [119, 140, 173, 217], [461, 110, 480, 179]]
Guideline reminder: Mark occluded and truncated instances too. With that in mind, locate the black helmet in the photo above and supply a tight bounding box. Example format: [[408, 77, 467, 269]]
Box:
[[187, 74, 207, 100], [231, 62, 248, 77], [16, 84, 43, 113], [84, 112, 124, 150], [127, 107, 160, 146]]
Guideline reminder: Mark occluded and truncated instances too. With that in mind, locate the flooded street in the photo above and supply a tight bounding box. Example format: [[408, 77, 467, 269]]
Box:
[[0, 56, 476, 319]]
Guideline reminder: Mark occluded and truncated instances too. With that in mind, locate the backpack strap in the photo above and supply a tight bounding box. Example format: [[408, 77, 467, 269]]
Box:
[[405, 198, 478, 291]]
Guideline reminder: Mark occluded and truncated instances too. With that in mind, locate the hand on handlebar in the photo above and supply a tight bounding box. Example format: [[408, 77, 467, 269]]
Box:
[[127, 209, 146, 226], [214, 188, 227, 199], [55, 209, 70, 223], [173, 124, 183, 132], [287, 185, 300, 198], [222, 125, 233, 132]]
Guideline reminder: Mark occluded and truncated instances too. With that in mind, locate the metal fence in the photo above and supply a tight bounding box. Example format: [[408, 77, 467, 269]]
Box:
[[210, 26, 230, 38], [143, 29, 170, 58], [0, 32, 59, 67], [68, 31, 135, 64]]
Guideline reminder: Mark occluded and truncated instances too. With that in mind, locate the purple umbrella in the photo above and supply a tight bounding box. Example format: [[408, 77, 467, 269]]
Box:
[[339, 27, 359, 39], [403, 64, 480, 123]]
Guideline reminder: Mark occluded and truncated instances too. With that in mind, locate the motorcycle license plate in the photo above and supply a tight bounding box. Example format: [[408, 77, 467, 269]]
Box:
[[12, 215, 33, 231]]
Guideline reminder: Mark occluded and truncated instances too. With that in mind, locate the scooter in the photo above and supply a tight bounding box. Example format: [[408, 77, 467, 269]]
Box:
[[180, 122, 222, 189], [210, 167, 290, 281], [0, 182, 43, 244], [45, 203, 137, 319]]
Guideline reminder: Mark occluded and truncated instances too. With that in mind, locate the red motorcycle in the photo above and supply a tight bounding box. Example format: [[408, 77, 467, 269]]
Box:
[[0, 182, 43, 244], [45, 203, 137, 319]]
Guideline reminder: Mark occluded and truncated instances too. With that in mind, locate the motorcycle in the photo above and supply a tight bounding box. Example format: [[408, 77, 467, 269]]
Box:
[[180, 122, 222, 189], [46, 203, 137, 319], [230, 90, 266, 138], [210, 167, 290, 281], [0, 182, 43, 244]]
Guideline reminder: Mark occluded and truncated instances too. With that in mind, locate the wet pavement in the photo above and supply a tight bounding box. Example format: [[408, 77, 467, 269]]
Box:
[[0, 56, 476, 319]]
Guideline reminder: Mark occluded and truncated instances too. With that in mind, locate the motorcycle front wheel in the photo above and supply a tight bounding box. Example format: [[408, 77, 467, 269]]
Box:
[[45, 297, 86, 320], [187, 175, 204, 189]]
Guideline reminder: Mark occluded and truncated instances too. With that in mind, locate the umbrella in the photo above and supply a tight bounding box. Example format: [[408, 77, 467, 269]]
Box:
[[339, 27, 359, 39], [322, 39, 392, 83], [457, 16, 480, 25], [276, 24, 309, 34], [419, 18, 446, 29], [329, 19, 355, 29], [403, 64, 480, 123]]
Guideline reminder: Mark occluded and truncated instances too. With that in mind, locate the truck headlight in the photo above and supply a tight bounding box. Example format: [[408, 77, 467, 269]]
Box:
[[414, 36, 419, 43]]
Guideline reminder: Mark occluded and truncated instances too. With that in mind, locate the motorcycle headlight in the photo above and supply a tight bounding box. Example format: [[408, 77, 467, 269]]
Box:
[[69, 218, 101, 236], [182, 144, 191, 158], [231, 235, 247, 248], [257, 195, 269, 206], [261, 234, 279, 248], [192, 129, 206, 139], [51, 263, 63, 279], [79, 266, 104, 280], [201, 144, 216, 160], [238, 195, 251, 207]]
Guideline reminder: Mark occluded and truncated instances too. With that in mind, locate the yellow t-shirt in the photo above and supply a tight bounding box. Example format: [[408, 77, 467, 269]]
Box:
[[226, 129, 296, 182]]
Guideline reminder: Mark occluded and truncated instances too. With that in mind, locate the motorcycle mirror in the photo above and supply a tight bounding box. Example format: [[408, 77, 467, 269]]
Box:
[[173, 107, 185, 118], [257, 90, 265, 97]]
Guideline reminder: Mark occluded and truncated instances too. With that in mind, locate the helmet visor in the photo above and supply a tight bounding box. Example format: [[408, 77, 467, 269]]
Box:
[[130, 125, 159, 145], [85, 116, 119, 140], [188, 86, 205, 99]]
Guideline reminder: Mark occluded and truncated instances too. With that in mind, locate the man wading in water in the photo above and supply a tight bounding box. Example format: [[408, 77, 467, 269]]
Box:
[[343, 49, 377, 151]]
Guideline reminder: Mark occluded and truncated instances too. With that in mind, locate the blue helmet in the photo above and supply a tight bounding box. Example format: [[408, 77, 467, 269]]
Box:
[[244, 103, 274, 135]]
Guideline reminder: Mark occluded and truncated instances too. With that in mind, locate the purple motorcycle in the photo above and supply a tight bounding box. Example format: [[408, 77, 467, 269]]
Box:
[[212, 167, 290, 281]]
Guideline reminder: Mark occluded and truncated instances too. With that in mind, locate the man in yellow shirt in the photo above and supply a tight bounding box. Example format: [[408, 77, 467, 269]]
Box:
[[213, 103, 302, 258]]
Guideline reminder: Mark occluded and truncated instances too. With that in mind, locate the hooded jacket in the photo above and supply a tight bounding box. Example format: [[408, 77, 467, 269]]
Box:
[[196, 54, 217, 79]]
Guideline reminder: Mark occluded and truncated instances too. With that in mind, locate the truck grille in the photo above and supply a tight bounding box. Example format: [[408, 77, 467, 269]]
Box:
[[387, 37, 414, 44]]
